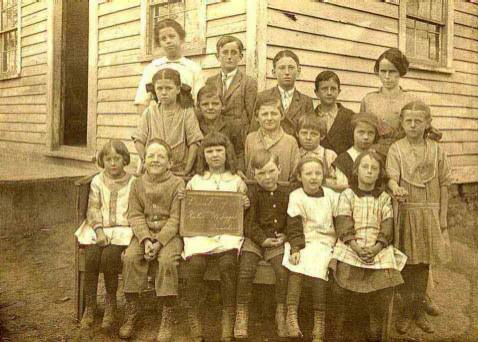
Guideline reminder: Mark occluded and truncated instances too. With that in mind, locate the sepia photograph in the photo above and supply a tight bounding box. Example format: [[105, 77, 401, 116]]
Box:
[[0, 0, 477, 341]]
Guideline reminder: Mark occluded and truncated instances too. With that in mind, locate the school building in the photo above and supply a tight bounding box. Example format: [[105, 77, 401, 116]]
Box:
[[0, 0, 477, 185]]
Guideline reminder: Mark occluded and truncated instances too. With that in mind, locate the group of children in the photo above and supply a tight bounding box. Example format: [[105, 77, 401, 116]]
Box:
[[75, 18, 451, 342]]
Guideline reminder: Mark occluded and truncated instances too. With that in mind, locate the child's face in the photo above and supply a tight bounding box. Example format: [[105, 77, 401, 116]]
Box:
[[204, 145, 226, 171], [298, 128, 321, 151], [154, 79, 180, 106], [144, 143, 171, 176], [158, 27, 182, 58], [378, 58, 400, 90], [357, 155, 380, 187], [103, 148, 125, 178], [401, 110, 430, 141], [354, 122, 376, 150], [217, 42, 243, 73], [257, 104, 283, 132], [273, 57, 300, 89], [298, 161, 324, 194], [314, 78, 340, 106], [199, 95, 222, 121], [254, 159, 281, 191]]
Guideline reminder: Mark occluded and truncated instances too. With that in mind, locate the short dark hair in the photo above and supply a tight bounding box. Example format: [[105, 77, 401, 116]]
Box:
[[272, 49, 300, 69], [154, 19, 186, 44], [145, 138, 172, 161], [296, 156, 325, 180], [250, 149, 280, 171], [351, 112, 380, 143], [195, 132, 237, 175], [97, 139, 130, 168], [254, 97, 282, 117], [400, 100, 431, 121], [351, 150, 385, 189], [216, 35, 244, 54], [297, 113, 327, 137], [314, 70, 341, 91], [197, 84, 222, 104], [374, 48, 409, 77]]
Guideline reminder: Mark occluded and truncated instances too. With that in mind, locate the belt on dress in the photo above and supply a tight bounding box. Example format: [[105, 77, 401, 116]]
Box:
[[400, 202, 439, 209]]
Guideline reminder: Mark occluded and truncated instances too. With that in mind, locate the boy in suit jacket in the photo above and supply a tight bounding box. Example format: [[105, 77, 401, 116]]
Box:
[[206, 35, 258, 139], [314, 71, 354, 155], [251, 50, 314, 135]]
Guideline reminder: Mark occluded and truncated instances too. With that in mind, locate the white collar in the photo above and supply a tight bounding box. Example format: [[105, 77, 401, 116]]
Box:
[[278, 86, 295, 97], [221, 68, 238, 79]]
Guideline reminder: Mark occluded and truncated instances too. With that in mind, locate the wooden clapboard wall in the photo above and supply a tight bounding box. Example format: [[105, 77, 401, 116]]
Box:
[[95, 1, 248, 165], [264, 0, 478, 184], [0, 0, 47, 152]]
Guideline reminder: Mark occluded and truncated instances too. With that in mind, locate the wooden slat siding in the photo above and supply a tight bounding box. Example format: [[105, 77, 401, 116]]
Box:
[[0, 131, 45, 144], [0, 94, 45, 105], [455, 36, 478, 53], [94, 0, 247, 155], [455, 23, 478, 41], [0, 114, 45, 123], [0, 1, 48, 148]]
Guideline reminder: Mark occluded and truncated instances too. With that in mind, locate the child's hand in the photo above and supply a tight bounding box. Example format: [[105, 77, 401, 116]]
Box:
[[242, 195, 250, 209], [262, 238, 278, 248], [237, 170, 247, 180], [144, 240, 160, 261], [391, 186, 408, 202], [362, 243, 383, 263], [177, 188, 186, 200], [95, 228, 109, 247], [275, 232, 287, 245], [289, 251, 300, 265], [349, 240, 369, 261]]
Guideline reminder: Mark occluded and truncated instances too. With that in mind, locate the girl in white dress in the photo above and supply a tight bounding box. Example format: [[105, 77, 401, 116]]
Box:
[[75, 140, 134, 331], [182, 132, 249, 342], [283, 157, 339, 341]]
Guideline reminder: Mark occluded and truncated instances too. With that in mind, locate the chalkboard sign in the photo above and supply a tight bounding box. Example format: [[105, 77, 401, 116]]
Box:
[[180, 190, 244, 237]]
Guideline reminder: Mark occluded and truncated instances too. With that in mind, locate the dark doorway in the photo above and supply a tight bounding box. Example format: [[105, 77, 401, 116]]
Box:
[[61, 0, 89, 146]]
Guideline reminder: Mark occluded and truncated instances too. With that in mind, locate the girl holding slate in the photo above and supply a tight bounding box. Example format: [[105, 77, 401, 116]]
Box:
[[181, 132, 249, 342]]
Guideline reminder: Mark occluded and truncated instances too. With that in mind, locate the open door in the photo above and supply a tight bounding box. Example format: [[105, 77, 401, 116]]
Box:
[[60, 0, 89, 146]]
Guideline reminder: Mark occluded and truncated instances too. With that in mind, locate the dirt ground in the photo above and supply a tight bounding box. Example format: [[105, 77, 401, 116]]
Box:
[[1, 222, 477, 342]]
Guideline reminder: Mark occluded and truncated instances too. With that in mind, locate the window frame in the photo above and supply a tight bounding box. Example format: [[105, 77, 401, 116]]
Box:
[[0, 0, 21, 81], [140, 0, 206, 62], [398, 0, 454, 74]]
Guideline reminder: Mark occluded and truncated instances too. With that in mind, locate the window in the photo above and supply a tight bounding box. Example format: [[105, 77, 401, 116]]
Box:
[[0, 0, 19, 79], [398, 0, 454, 72], [141, 0, 206, 59]]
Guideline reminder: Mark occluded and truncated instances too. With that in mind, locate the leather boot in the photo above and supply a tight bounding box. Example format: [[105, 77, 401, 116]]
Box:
[[395, 295, 412, 335], [286, 304, 302, 338], [119, 294, 140, 339], [101, 293, 117, 330], [156, 305, 174, 341], [312, 310, 325, 342], [80, 295, 97, 329], [221, 306, 235, 342], [416, 308, 435, 333], [424, 295, 441, 316], [275, 303, 287, 338], [233, 303, 249, 339]]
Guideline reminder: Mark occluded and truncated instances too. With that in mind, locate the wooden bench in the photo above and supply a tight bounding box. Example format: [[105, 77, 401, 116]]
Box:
[[74, 174, 277, 321]]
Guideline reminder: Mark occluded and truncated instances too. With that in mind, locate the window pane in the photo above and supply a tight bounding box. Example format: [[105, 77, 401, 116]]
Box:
[[415, 22, 430, 60]]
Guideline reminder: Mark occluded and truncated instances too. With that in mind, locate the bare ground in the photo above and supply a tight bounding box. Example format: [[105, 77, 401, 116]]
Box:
[[0, 222, 477, 342]]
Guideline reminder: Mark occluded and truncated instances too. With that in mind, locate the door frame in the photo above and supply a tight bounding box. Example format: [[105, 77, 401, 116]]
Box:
[[45, 0, 97, 161]]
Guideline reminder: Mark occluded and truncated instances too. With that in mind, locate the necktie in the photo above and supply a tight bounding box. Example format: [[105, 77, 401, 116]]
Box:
[[222, 74, 230, 96], [283, 90, 292, 112]]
